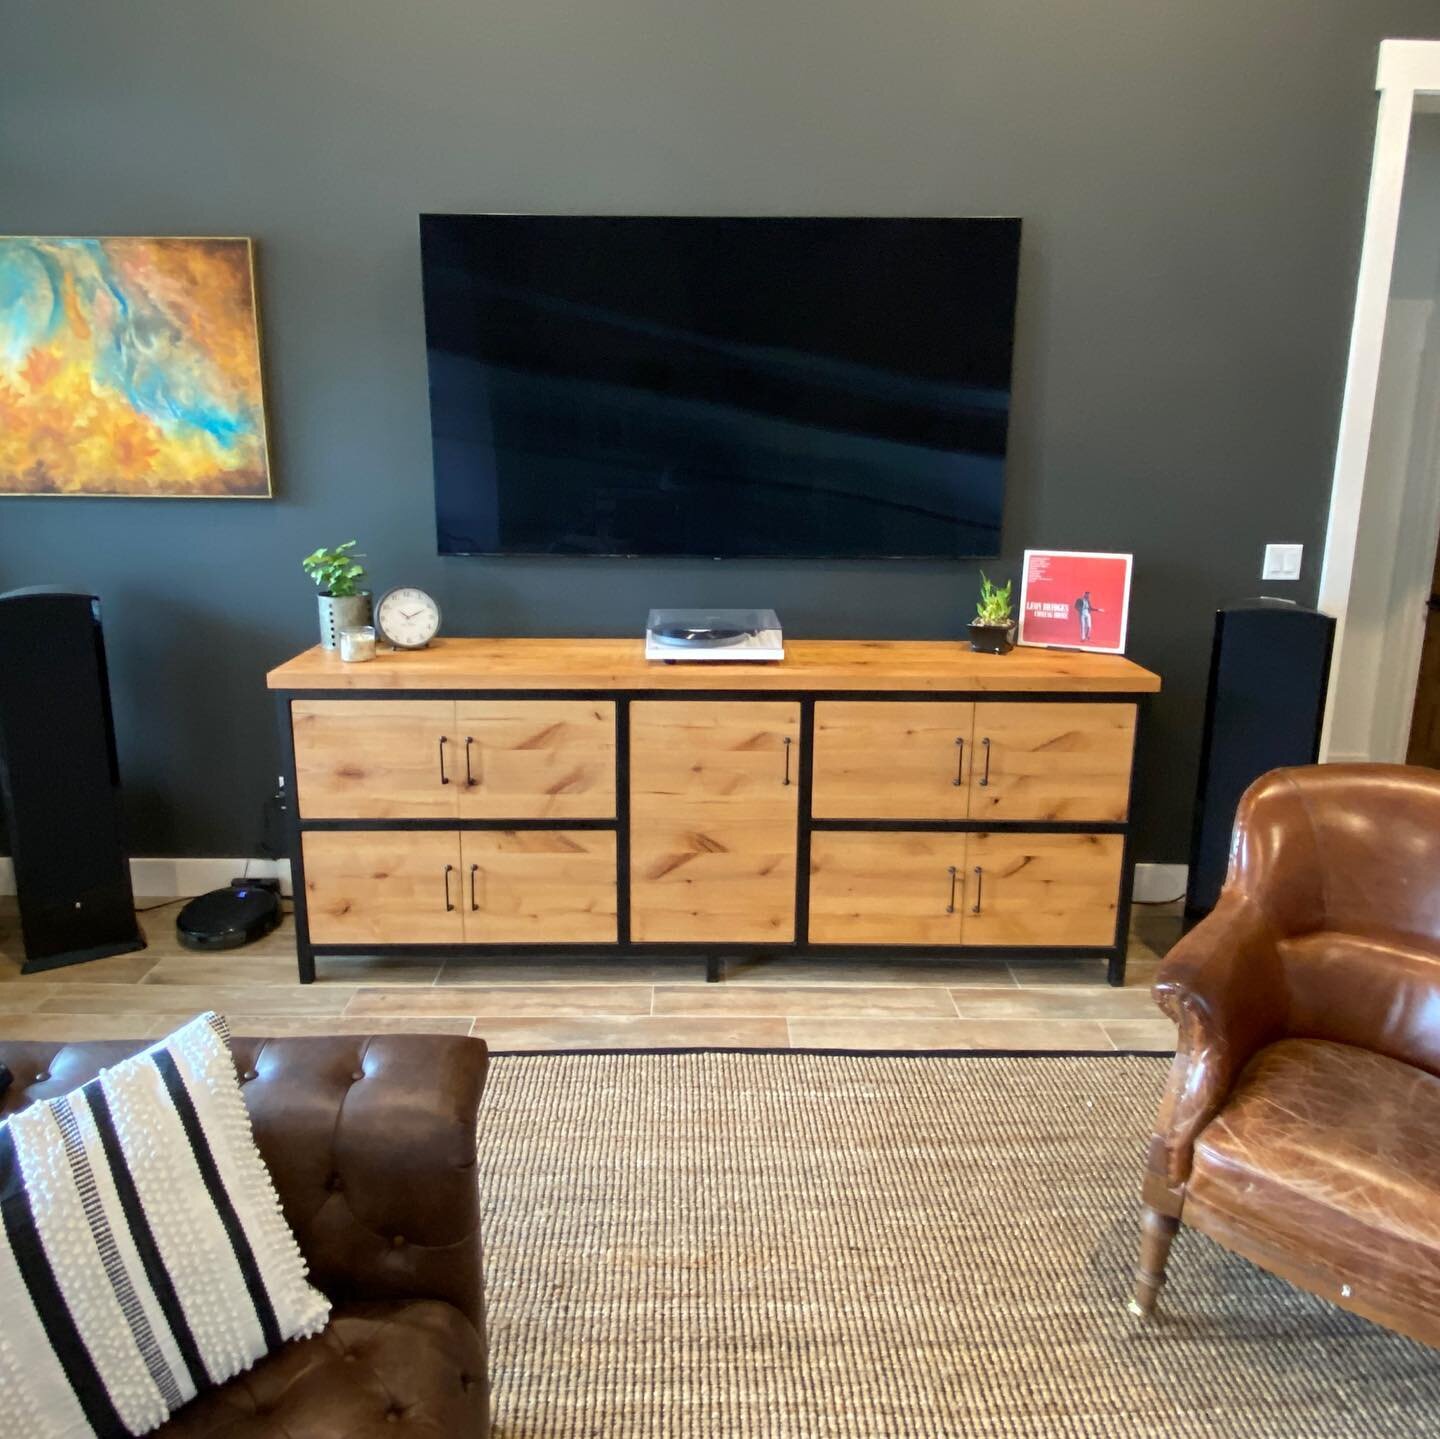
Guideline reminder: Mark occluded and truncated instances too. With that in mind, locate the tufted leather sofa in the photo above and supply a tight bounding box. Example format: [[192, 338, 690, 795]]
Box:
[[1135, 764, 1440, 1348], [0, 1032, 491, 1437]]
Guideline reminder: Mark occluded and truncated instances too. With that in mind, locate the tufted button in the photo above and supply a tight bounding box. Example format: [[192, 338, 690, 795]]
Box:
[[242, 1070, 258, 1082], [325, 1172, 343, 1193], [342, 1352, 357, 1364], [386, 1407, 403, 1422], [391, 1234, 407, 1249], [35, 1074, 48, 1083], [460, 1373, 474, 1392], [351, 1071, 364, 1082]]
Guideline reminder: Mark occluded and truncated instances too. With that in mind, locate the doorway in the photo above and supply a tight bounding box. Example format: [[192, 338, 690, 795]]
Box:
[[1407, 535, 1440, 766]]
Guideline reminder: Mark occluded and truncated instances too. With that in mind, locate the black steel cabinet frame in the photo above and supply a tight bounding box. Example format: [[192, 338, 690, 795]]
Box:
[[274, 688, 1148, 986]]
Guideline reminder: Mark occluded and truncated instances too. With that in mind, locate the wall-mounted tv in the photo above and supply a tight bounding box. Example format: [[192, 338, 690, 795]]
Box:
[[420, 215, 1021, 559]]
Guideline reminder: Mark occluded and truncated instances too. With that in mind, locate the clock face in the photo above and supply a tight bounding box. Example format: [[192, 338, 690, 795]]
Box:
[[376, 587, 441, 649]]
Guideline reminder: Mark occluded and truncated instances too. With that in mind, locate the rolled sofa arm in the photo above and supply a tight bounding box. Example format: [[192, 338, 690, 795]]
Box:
[[232, 1034, 490, 1333], [1147, 895, 1286, 1186]]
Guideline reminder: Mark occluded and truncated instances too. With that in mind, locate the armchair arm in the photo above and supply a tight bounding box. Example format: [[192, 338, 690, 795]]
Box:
[[232, 1033, 490, 1333], [1147, 895, 1287, 1187]]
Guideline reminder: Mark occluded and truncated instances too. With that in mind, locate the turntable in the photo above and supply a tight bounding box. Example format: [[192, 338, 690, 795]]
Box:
[[644, 608, 784, 662]]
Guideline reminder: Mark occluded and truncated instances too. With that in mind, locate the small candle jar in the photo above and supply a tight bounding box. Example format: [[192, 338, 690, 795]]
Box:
[[339, 625, 376, 663]]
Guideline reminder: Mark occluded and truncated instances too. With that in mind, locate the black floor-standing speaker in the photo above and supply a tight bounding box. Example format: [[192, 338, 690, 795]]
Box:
[[1184, 599, 1336, 926], [0, 589, 144, 972]]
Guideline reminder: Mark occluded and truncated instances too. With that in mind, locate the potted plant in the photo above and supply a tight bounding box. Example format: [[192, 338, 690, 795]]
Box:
[[301, 541, 371, 651], [969, 571, 1016, 655]]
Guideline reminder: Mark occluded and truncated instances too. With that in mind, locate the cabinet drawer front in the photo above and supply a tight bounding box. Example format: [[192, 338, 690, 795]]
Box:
[[811, 701, 974, 820], [303, 830, 463, 944], [455, 700, 616, 819], [963, 832, 1122, 948], [630, 701, 799, 943], [969, 702, 1135, 821], [809, 832, 965, 945], [293, 700, 456, 819], [461, 830, 617, 943]]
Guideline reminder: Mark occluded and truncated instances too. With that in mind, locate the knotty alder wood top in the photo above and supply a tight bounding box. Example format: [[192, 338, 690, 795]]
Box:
[[267, 638, 1161, 693]]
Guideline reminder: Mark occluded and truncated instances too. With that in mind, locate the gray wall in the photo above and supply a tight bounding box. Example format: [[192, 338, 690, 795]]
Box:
[[6, 2, 1439, 862]]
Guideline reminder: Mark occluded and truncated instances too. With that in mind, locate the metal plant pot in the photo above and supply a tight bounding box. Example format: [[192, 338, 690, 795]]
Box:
[[317, 592, 372, 651], [968, 621, 1016, 655]]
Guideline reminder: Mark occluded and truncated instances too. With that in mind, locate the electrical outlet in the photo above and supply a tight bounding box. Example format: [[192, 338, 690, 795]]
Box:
[[1262, 543, 1303, 581]]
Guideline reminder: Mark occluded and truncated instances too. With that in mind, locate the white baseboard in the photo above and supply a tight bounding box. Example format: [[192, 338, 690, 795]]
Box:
[[1132, 863, 1188, 904], [129, 858, 294, 899], [1, 856, 1183, 906], [0, 857, 293, 899]]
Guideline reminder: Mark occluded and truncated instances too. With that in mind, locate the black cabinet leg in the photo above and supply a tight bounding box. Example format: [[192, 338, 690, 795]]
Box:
[[297, 945, 316, 984], [705, 954, 723, 983], [1107, 949, 1127, 987]]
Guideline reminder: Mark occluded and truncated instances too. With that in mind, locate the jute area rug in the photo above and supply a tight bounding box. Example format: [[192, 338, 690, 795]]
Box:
[[477, 1052, 1439, 1438]]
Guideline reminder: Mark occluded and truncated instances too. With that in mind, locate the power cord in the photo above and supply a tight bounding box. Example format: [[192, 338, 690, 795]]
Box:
[[135, 896, 194, 914], [134, 786, 292, 917]]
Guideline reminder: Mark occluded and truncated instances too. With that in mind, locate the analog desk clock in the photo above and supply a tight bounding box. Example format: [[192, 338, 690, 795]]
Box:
[[375, 587, 441, 650]]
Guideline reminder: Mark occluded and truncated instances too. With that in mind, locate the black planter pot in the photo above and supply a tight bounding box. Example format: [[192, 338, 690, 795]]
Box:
[[968, 621, 1016, 655]]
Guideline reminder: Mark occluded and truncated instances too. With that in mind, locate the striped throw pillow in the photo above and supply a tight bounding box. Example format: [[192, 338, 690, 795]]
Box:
[[0, 1013, 330, 1437]]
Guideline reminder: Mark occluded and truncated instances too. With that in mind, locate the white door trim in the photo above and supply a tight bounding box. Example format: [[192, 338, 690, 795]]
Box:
[[1319, 40, 1440, 759]]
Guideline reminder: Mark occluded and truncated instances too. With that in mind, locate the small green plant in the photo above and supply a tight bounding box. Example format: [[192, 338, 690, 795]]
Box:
[[301, 540, 367, 597], [974, 571, 1013, 626]]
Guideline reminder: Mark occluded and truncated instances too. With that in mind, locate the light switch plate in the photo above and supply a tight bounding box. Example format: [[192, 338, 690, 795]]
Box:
[[1262, 543, 1303, 581]]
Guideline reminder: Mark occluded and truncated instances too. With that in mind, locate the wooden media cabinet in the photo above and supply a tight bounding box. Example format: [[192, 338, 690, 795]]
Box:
[[267, 638, 1161, 984]]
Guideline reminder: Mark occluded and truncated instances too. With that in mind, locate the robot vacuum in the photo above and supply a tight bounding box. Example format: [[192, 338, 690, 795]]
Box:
[[176, 884, 282, 951]]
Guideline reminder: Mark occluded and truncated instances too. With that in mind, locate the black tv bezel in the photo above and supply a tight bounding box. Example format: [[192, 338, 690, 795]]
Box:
[[421, 213, 1023, 562]]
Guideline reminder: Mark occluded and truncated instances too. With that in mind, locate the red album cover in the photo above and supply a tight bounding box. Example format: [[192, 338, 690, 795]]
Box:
[[1017, 550, 1132, 653]]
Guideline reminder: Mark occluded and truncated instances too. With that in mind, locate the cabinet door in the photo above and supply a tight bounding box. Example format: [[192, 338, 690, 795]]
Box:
[[808, 832, 966, 945], [961, 832, 1123, 948], [293, 700, 457, 819], [455, 700, 616, 820], [302, 830, 464, 944], [630, 701, 800, 943], [460, 830, 617, 943], [969, 702, 1136, 821], [811, 701, 974, 819]]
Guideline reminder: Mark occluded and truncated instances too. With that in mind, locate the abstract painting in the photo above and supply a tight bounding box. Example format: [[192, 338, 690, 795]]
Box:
[[0, 236, 271, 497]]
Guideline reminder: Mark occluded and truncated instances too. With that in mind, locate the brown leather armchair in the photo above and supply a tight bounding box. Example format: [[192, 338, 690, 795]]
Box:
[[0, 1032, 491, 1437], [1135, 764, 1440, 1347]]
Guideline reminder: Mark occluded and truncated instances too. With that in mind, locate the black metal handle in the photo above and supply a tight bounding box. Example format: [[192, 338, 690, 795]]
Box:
[[465, 736, 477, 787], [782, 735, 793, 786], [979, 736, 992, 787], [971, 865, 984, 915], [469, 863, 479, 912], [438, 735, 450, 785], [952, 737, 965, 787], [946, 865, 958, 914], [443, 863, 455, 912]]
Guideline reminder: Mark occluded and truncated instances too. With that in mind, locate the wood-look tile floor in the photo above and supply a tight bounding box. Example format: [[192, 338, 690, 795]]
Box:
[[0, 899, 1182, 1052]]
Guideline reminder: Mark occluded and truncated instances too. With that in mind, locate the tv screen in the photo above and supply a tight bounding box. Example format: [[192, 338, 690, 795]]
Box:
[[420, 215, 1021, 559]]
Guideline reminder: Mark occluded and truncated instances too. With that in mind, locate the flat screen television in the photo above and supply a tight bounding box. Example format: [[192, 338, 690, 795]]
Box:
[[420, 215, 1021, 559]]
